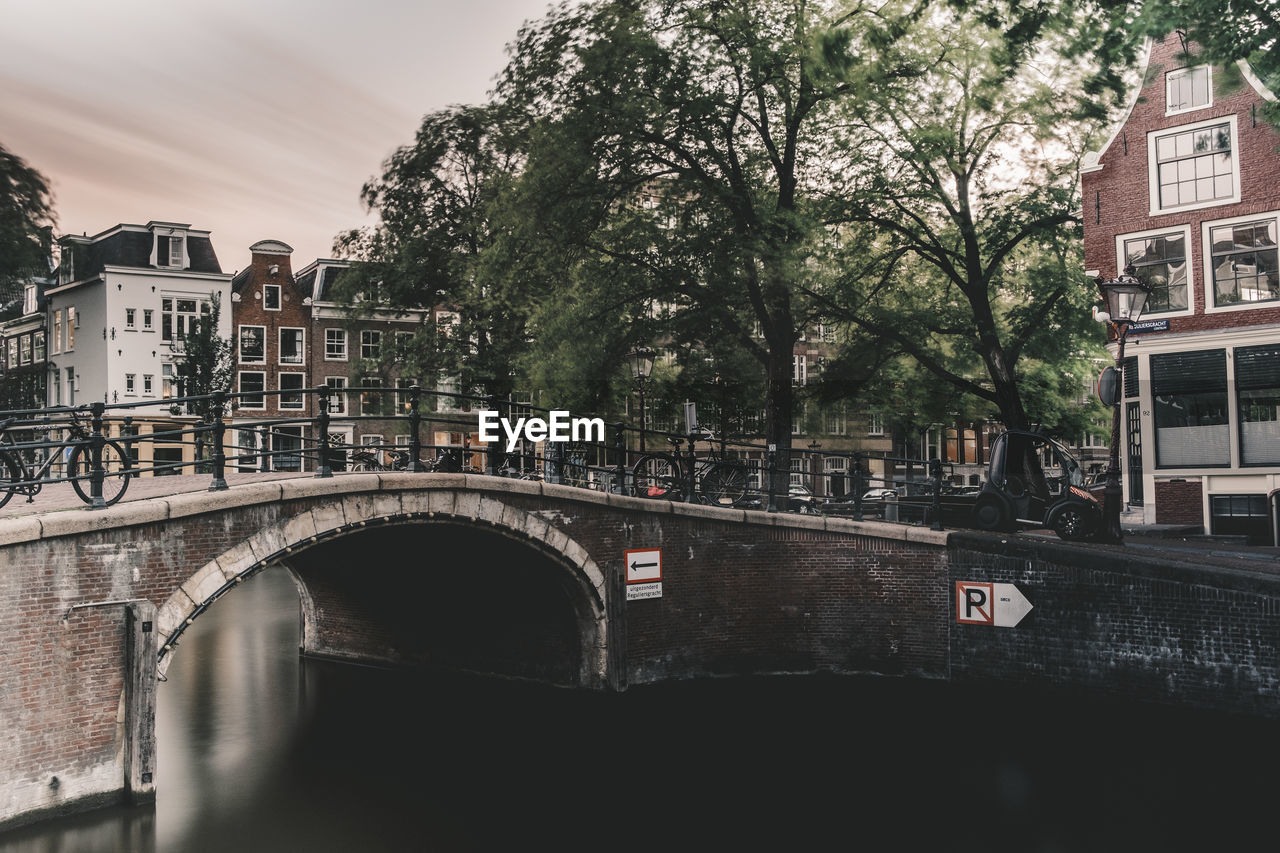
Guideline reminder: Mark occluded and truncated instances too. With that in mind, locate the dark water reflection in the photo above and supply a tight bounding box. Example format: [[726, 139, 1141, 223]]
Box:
[[2, 568, 1276, 852]]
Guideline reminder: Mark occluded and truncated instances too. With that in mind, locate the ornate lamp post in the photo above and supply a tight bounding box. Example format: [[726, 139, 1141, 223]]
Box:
[[1095, 265, 1152, 544], [627, 346, 656, 452]]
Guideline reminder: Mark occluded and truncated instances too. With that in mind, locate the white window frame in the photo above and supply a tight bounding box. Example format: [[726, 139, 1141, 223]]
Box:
[[867, 411, 885, 436], [278, 327, 305, 366], [1115, 223, 1196, 319], [143, 374, 153, 395], [793, 354, 807, 386], [143, 309, 154, 331], [263, 284, 282, 311], [238, 371, 266, 410], [1147, 114, 1240, 217], [361, 329, 382, 360], [325, 375, 349, 414], [1201, 209, 1280, 315], [278, 372, 306, 410], [324, 328, 348, 361], [1165, 65, 1212, 117], [125, 308, 136, 329], [239, 325, 266, 364], [51, 310, 61, 355], [124, 373, 136, 395]]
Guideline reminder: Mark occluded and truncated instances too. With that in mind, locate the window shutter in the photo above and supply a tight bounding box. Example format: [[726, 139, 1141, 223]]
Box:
[[1122, 356, 1139, 399], [156, 236, 170, 266], [1234, 344, 1280, 391], [1151, 349, 1226, 394]]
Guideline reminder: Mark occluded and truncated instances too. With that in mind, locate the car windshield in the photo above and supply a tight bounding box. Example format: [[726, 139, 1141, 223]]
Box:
[[1047, 440, 1085, 487]]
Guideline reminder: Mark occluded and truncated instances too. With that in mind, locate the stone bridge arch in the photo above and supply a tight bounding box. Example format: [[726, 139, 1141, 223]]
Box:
[[155, 485, 612, 689]]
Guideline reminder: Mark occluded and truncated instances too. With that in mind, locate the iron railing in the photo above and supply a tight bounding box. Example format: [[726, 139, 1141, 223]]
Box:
[[0, 386, 961, 527]]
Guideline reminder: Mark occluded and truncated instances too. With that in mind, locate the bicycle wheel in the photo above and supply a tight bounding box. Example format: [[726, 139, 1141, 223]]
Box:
[[700, 462, 748, 506], [633, 454, 683, 500], [69, 440, 133, 506], [0, 451, 21, 509]]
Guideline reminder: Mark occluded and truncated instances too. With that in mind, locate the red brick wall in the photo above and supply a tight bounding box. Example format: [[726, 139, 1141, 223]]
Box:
[[1154, 478, 1205, 525], [1082, 34, 1280, 333], [231, 247, 309, 417]]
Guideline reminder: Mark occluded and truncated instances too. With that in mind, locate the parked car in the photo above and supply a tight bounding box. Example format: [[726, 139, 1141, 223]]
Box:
[[821, 488, 899, 518], [739, 483, 819, 513]]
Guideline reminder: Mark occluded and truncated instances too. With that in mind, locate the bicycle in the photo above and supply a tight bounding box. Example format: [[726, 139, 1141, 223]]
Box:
[[632, 429, 748, 506], [0, 408, 133, 508]]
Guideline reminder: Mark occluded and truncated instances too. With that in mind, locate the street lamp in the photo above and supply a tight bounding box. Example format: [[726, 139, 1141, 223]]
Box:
[[808, 439, 822, 495], [1095, 264, 1151, 543], [627, 346, 656, 452]]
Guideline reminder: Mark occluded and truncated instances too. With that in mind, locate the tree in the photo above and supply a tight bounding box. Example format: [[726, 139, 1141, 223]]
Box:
[[0, 142, 55, 312], [176, 293, 234, 425], [813, 2, 1121, 432], [334, 104, 534, 403]]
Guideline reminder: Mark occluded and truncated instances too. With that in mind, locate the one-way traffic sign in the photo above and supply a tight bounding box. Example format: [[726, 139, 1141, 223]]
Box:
[[625, 548, 663, 583]]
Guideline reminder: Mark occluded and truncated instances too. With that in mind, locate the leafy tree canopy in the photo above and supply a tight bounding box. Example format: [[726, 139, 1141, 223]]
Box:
[[0, 142, 55, 312]]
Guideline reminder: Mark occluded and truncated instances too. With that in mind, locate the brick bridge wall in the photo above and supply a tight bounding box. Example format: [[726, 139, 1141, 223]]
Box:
[[2, 475, 1278, 833]]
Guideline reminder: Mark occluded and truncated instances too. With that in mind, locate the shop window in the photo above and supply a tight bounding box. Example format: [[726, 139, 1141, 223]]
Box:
[[1152, 349, 1229, 467], [1236, 343, 1280, 465]]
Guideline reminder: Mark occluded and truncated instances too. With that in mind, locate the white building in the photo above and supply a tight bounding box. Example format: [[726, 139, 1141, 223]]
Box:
[[47, 221, 232, 409]]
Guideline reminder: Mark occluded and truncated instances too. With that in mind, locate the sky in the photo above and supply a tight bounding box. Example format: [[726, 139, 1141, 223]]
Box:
[[0, 0, 549, 274]]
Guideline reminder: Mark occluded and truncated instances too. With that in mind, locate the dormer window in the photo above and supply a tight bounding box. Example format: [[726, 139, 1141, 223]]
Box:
[[59, 246, 74, 284], [154, 233, 186, 269], [22, 284, 37, 316], [1166, 65, 1211, 115]]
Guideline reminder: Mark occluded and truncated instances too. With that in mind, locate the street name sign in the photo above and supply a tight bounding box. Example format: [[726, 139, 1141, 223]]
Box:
[[626, 548, 663, 601], [955, 581, 1033, 627]]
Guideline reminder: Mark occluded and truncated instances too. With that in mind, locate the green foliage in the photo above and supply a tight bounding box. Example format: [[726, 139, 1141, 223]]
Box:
[[176, 293, 234, 423], [0, 142, 55, 313]]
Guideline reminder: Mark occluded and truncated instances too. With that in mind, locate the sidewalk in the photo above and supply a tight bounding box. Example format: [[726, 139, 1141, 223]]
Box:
[[1118, 505, 1280, 566]]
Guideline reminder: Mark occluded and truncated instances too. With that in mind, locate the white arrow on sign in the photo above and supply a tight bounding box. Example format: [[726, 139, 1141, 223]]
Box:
[[955, 581, 1033, 627]]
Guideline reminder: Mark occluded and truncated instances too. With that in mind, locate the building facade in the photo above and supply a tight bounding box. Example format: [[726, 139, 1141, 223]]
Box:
[[1081, 35, 1280, 541]]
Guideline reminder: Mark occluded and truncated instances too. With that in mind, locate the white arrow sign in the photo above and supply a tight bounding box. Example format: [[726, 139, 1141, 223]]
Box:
[[955, 581, 1033, 627]]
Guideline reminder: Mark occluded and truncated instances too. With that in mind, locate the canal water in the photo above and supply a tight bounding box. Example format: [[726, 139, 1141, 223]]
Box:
[[1, 569, 1275, 852]]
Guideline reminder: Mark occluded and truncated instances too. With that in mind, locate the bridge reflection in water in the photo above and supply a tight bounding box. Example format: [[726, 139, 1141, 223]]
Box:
[[0, 571, 1275, 852]]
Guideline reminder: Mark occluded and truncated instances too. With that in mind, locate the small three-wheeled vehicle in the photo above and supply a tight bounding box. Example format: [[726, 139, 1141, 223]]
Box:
[[970, 430, 1102, 541]]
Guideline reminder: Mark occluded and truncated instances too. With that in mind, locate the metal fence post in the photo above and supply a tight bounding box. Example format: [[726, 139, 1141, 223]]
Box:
[[89, 402, 106, 509], [685, 436, 696, 503], [408, 385, 423, 472], [209, 391, 229, 490], [853, 452, 865, 521], [929, 457, 944, 531], [314, 386, 333, 479], [549, 440, 563, 485], [614, 422, 626, 495], [766, 443, 777, 513], [484, 395, 498, 476]]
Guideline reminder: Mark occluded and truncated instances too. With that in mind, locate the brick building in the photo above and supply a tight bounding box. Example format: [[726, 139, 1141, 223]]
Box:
[[1080, 35, 1280, 542]]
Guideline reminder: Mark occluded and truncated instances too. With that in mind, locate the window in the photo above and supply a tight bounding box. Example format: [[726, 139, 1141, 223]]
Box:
[[51, 370, 60, 406], [1149, 118, 1237, 212], [792, 354, 807, 386], [65, 367, 75, 405], [1122, 229, 1191, 313], [162, 363, 175, 398], [143, 374, 153, 395], [22, 284, 36, 316], [143, 309, 154, 330], [789, 457, 804, 487], [325, 376, 348, 414], [125, 374, 136, 394], [435, 311, 459, 337], [1236, 344, 1280, 465], [59, 246, 74, 283], [157, 235, 184, 268], [1208, 218, 1279, 307], [5, 339, 15, 369], [360, 377, 384, 415], [279, 328, 304, 365], [325, 328, 347, 361], [395, 331, 413, 362], [272, 426, 303, 473], [792, 402, 805, 435], [19, 335, 31, 365], [395, 378, 418, 412], [66, 307, 76, 350], [361, 330, 382, 360], [162, 297, 208, 343], [1166, 65, 1211, 115], [239, 326, 265, 363], [52, 311, 61, 354], [826, 408, 847, 435], [1151, 349, 1229, 467], [238, 371, 266, 409], [867, 411, 885, 436], [263, 284, 281, 311], [125, 308, 136, 329], [33, 331, 45, 362], [279, 373, 305, 410]]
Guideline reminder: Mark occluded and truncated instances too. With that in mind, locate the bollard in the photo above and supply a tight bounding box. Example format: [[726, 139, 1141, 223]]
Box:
[[209, 391, 229, 489]]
